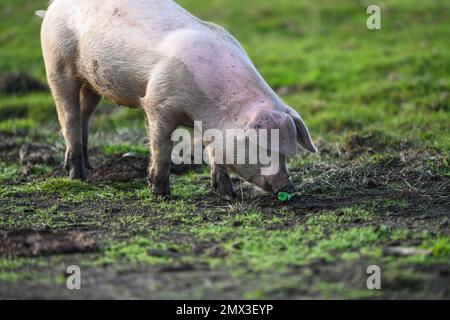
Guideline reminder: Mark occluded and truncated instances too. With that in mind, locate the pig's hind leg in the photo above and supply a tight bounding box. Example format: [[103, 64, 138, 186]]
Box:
[[47, 70, 86, 180], [80, 84, 101, 169], [211, 164, 237, 201]]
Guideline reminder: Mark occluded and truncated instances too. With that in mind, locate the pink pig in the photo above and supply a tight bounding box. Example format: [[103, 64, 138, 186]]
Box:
[[38, 0, 316, 200]]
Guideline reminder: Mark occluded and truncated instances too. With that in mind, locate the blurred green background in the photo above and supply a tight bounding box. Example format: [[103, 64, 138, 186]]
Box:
[[0, 0, 449, 150]]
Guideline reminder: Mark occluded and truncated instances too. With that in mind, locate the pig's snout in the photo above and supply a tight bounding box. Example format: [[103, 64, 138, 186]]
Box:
[[253, 174, 294, 194]]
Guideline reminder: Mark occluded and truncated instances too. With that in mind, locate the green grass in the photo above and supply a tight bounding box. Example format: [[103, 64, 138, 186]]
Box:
[[103, 143, 148, 157], [0, 162, 22, 181]]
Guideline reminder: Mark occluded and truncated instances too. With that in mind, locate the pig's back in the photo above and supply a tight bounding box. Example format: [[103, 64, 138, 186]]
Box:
[[43, 0, 273, 111], [43, 0, 207, 105], [47, 0, 201, 37]]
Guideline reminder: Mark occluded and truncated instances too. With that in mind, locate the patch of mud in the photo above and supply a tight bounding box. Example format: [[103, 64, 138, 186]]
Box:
[[19, 143, 57, 165], [343, 131, 410, 160], [0, 267, 245, 299], [0, 229, 97, 257], [0, 72, 47, 94], [90, 156, 147, 182], [90, 154, 204, 182], [171, 162, 204, 176], [0, 104, 28, 119], [0, 132, 21, 162]]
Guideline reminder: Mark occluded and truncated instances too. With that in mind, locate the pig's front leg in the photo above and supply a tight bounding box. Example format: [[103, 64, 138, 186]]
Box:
[[147, 128, 172, 197], [144, 111, 176, 198], [211, 164, 236, 201]]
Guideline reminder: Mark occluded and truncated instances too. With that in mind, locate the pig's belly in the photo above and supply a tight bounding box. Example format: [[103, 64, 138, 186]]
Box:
[[78, 47, 157, 108]]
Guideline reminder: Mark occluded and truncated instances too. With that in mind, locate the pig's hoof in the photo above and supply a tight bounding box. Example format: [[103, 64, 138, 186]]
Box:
[[68, 167, 87, 180], [154, 193, 172, 201], [84, 159, 93, 170], [214, 184, 237, 202], [221, 193, 236, 202], [65, 154, 87, 180], [149, 183, 171, 199], [152, 187, 171, 200]]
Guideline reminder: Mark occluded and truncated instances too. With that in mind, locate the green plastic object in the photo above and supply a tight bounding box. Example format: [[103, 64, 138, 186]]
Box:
[[278, 192, 295, 202]]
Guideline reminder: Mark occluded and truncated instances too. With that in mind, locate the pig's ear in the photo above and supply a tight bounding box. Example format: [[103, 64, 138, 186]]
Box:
[[285, 106, 317, 153], [245, 109, 298, 156]]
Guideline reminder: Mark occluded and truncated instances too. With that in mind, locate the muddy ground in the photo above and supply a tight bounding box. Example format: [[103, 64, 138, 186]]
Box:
[[0, 130, 449, 300]]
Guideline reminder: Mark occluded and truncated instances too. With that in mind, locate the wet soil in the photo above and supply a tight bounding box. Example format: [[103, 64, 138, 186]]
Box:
[[0, 132, 449, 299]]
